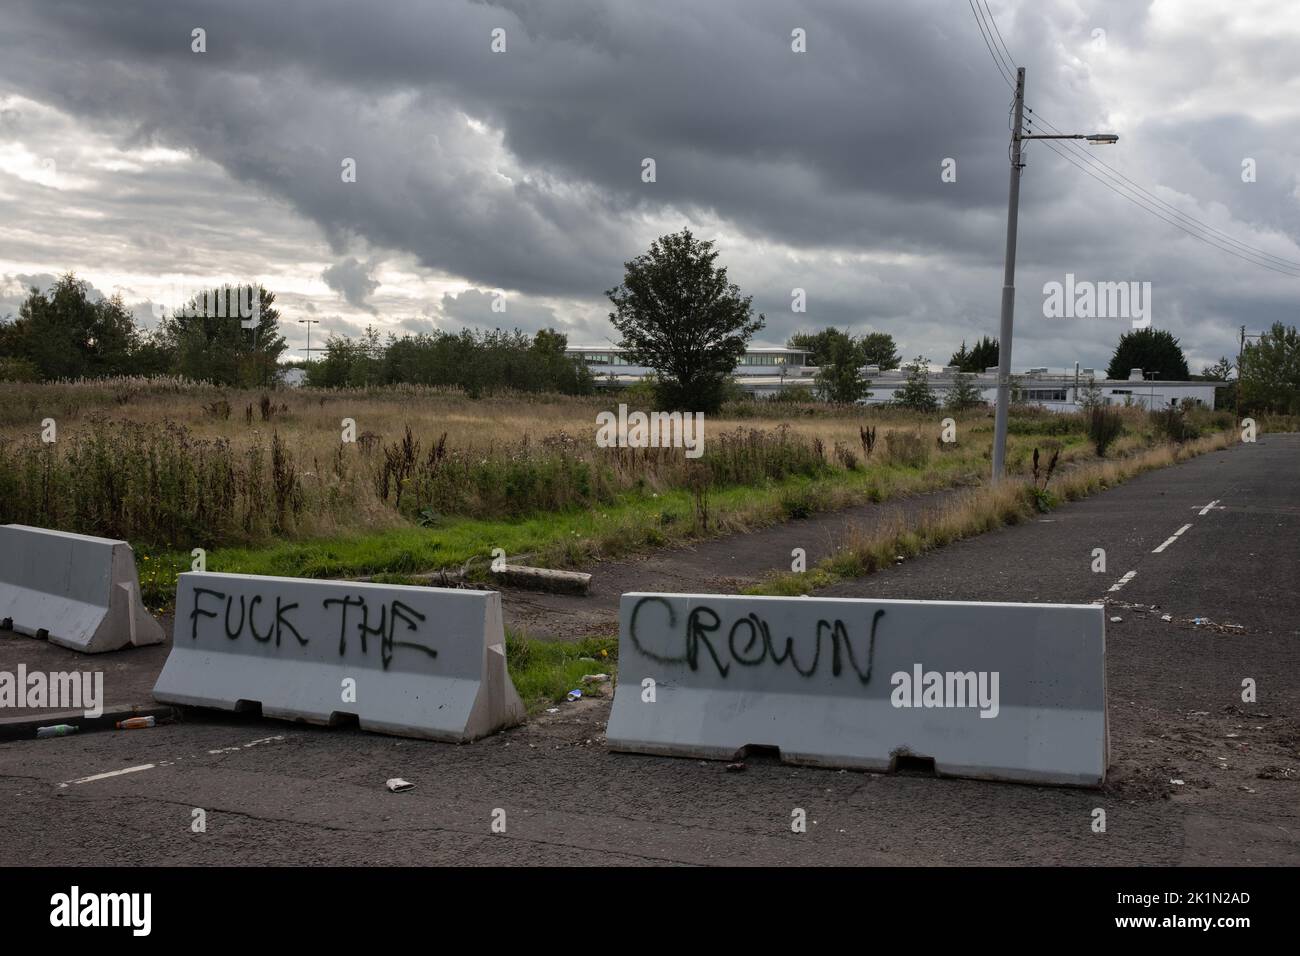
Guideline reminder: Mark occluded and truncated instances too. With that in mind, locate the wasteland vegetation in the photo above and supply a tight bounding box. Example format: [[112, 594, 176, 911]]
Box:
[[0, 378, 1275, 608]]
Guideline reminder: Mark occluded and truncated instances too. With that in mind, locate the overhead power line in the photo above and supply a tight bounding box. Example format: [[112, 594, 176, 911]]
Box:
[[1029, 110, 1300, 272], [967, 0, 1300, 279], [968, 0, 1014, 87], [980, 0, 1018, 76], [1034, 138, 1300, 277]]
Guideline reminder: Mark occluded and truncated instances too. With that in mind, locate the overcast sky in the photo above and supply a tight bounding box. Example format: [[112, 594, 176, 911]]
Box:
[[1, 0, 1297, 372]]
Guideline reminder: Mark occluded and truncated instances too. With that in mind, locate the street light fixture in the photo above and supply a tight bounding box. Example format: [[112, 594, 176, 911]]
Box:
[[990, 67, 1119, 485], [298, 318, 320, 361]]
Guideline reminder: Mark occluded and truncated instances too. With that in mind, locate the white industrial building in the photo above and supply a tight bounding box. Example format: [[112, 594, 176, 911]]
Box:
[[567, 347, 1220, 410], [861, 364, 1219, 411], [569, 346, 813, 398]]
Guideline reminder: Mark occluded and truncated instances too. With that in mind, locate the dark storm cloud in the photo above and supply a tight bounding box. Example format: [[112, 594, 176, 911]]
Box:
[[0, 0, 1046, 286], [0, 0, 1297, 370]]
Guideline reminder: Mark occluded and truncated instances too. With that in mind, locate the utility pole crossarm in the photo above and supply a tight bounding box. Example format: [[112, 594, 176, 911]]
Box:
[[1021, 134, 1119, 142]]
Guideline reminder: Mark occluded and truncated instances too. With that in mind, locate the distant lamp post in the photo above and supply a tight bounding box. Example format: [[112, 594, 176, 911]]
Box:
[[990, 66, 1119, 484], [298, 318, 320, 361]]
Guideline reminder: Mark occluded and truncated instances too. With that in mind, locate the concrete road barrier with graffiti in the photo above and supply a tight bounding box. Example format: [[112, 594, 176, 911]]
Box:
[[0, 524, 164, 653], [154, 572, 525, 742], [606, 593, 1108, 787]]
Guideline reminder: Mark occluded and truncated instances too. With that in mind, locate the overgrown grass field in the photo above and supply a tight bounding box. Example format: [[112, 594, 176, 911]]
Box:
[[2, 377, 1283, 610]]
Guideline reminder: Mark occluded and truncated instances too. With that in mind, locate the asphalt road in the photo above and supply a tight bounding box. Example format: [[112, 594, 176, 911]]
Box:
[[1, 435, 1296, 866]]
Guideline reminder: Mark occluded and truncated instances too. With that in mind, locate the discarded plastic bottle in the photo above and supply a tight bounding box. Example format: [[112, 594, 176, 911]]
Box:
[[116, 716, 156, 730], [36, 724, 78, 738]]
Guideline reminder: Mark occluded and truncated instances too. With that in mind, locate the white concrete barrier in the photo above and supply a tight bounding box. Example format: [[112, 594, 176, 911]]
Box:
[[0, 525, 164, 653], [153, 572, 525, 742], [606, 593, 1108, 787]]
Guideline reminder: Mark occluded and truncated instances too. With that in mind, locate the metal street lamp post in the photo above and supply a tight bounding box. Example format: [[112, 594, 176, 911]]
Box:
[[991, 67, 1119, 484]]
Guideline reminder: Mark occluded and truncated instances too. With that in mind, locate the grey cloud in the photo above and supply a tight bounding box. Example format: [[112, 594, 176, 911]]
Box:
[[322, 256, 381, 313], [439, 288, 563, 336], [0, 0, 1296, 371]]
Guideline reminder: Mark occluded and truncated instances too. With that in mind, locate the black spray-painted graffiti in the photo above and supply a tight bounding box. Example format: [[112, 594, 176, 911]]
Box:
[[323, 595, 435, 668], [190, 588, 436, 670], [628, 596, 884, 684]]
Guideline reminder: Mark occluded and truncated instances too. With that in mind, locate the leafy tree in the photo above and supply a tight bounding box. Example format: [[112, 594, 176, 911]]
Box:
[[153, 285, 287, 386], [308, 327, 383, 387], [1201, 357, 1234, 381], [0, 273, 143, 379], [788, 328, 854, 367], [606, 229, 764, 411], [1239, 322, 1300, 414], [944, 371, 984, 410], [860, 331, 901, 370], [1200, 355, 1237, 411], [894, 355, 938, 411], [788, 327, 900, 373], [529, 328, 594, 395], [309, 326, 593, 396], [814, 331, 870, 403], [1106, 328, 1189, 382]]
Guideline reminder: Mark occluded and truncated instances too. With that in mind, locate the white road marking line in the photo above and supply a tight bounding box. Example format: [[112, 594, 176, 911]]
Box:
[[1108, 570, 1137, 593], [208, 734, 286, 755], [1199, 499, 1221, 516], [59, 763, 156, 789], [1153, 523, 1194, 553]]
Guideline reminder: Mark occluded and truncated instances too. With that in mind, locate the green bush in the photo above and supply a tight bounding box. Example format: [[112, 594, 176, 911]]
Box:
[[0, 357, 41, 382], [1150, 407, 1201, 443], [1007, 412, 1086, 436], [1088, 407, 1124, 456]]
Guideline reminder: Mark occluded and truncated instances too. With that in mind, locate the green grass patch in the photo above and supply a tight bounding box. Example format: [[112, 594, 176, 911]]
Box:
[[135, 456, 980, 607], [505, 632, 617, 713]]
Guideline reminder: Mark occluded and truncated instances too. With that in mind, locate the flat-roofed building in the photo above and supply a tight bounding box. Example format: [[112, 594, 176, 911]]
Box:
[[566, 347, 1220, 410], [567, 346, 815, 397], [860, 365, 1219, 411]]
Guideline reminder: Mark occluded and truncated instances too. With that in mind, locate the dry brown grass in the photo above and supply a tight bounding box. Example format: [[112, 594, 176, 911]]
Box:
[[4, 378, 1221, 556], [0, 379, 1009, 472], [754, 429, 1235, 595]]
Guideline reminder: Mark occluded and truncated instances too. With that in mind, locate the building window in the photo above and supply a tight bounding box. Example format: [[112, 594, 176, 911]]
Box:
[[1013, 388, 1067, 402]]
